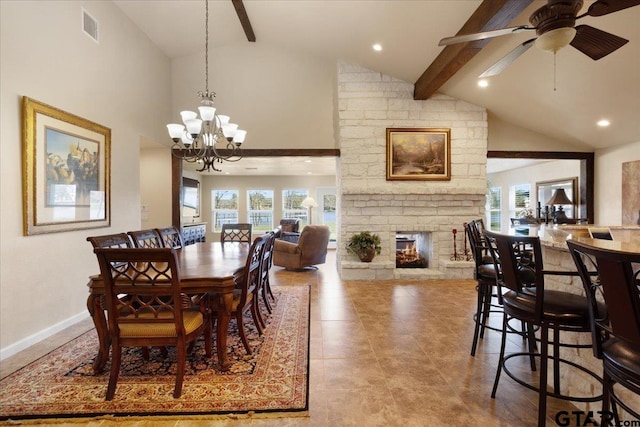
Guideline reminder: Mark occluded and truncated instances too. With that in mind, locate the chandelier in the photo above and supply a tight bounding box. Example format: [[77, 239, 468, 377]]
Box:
[[166, 0, 245, 172]]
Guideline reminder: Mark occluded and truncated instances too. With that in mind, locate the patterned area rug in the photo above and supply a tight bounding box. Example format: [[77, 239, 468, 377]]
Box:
[[0, 285, 309, 421]]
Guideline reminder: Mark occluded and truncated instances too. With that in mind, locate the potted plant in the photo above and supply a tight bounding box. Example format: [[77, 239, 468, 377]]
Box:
[[346, 231, 382, 262]]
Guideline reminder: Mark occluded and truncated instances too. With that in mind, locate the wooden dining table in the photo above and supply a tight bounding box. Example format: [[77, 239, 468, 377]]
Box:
[[86, 241, 250, 373]]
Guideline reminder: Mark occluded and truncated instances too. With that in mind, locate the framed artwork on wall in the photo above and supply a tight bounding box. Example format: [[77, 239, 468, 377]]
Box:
[[22, 97, 111, 235], [386, 128, 451, 181]]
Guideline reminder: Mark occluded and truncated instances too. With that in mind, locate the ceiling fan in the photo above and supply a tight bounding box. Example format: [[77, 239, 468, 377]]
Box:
[[439, 0, 639, 78]]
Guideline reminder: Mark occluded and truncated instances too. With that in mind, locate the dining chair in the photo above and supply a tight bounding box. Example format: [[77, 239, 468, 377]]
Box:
[[211, 234, 269, 354], [567, 239, 639, 424], [87, 232, 162, 360], [128, 229, 163, 248], [94, 247, 211, 400], [220, 223, 252, 243], [256, 232, 277, 329], [155, 226, 184, 249], [484, 230, 604, 427]]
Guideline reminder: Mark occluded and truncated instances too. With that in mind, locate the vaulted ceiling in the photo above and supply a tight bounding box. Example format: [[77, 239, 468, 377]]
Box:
[[117, 0, 640, 174]]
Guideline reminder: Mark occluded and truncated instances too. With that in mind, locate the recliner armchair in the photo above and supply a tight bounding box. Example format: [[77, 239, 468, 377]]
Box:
[[273, 225, 330, 270]]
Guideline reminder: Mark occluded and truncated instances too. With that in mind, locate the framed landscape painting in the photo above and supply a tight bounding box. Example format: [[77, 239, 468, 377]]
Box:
[[22, 97, 111, 235], [386, 128, 451, 181]]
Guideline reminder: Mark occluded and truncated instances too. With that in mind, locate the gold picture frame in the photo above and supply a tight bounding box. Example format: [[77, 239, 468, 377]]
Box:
[[22, 97, 111, 235], [386, 128, 451, 181]]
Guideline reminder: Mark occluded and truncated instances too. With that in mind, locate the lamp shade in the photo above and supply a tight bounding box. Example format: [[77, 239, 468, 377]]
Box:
[[300, 197, 318, 209], [546, 188, 572, 206]]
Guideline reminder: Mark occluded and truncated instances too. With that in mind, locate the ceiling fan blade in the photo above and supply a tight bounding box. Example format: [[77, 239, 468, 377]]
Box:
[[438, 25, 533, 46], [570, 25, 629, 60], [583, 0, 640, 17], [478, 38, 536, 78]]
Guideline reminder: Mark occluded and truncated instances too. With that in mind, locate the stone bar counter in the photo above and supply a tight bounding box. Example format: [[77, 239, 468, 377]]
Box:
[[520, 224, 640, 417]]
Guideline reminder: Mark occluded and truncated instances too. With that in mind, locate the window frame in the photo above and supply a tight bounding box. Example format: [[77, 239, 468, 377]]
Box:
[[211, 189, 239, 232], [247, 189, 274, 232]]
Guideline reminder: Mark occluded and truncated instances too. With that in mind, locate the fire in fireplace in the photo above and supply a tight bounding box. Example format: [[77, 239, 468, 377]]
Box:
[[396, 232, 428, 268]]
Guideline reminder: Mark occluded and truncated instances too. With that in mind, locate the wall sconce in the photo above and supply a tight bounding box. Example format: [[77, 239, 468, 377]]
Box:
[[546, 188, 573, 223]]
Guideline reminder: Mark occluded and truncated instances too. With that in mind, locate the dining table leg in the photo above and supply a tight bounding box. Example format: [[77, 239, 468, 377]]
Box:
[[86, 293, 109, 374], [213, 290, 234, 371]]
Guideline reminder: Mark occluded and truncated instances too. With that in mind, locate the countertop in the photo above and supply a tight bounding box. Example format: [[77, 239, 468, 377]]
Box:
[[511, 224, 640, 253]]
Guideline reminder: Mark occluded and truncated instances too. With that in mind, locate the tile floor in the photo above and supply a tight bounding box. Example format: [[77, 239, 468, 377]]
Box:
[[1, 250, 587, 426]]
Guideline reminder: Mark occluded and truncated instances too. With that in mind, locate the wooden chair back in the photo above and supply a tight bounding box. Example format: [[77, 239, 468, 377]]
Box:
[[128, 229, 163, 248], [221, 223, 252, 243], [155, 226, 184, 249], [237, 234, 269, 307], [87, 233, 132, 249]]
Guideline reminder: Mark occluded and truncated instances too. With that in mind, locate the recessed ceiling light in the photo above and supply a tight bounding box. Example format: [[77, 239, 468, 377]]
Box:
[[372, 44, 382, 52], [597, 119, 610, 127], [304, 159, 312, 163], [477, 79, 489, 88], [307, 172, 312, 175]]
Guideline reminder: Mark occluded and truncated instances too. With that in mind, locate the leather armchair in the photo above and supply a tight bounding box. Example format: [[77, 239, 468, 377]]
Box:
[[273, 225, 330, 270]]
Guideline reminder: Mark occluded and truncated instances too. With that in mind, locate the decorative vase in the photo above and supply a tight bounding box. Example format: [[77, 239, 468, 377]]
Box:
[[358, 247, 377, 262]]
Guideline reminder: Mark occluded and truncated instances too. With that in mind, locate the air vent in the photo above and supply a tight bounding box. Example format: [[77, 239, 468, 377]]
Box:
[[82, 9, 99, 43]]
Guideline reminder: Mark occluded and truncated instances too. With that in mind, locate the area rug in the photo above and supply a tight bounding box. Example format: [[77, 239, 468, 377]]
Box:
[[0, 285, 309, 422]]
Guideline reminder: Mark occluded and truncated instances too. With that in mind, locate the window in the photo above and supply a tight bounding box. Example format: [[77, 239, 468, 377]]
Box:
[[247, 189, 274, 232], [317, 187, 337, 241], [211, 189, 239, 231], [282, 189, 309, 225], [489, 187, 501, 230], [510, 183, 531, 219]]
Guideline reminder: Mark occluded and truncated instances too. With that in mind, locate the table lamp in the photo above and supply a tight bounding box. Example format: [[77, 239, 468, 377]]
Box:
[[546, 188, 572, 223], [300, 197, 318, 224]]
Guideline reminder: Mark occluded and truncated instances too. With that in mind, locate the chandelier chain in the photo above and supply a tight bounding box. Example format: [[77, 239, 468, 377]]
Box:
[[205, 0, 209, 94]]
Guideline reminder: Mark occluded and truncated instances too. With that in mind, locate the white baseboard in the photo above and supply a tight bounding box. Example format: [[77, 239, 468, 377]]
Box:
[[0, 311, 89, 361]]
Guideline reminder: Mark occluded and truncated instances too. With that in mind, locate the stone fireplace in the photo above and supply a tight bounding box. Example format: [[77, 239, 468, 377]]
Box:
[[336, 62, 487, 280]]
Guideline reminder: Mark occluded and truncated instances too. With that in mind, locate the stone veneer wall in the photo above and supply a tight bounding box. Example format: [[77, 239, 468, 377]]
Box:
[[337, 62, 488, 280]]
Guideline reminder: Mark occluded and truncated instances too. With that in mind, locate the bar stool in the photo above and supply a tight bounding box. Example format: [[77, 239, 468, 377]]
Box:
[[484, 230, 604, 427], [568, 239, 639, 424], [467, 220, 535, 357], [466, 220, 500, 356]]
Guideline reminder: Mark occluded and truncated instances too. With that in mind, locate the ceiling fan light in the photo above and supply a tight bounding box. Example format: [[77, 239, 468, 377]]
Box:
[[535, 27, 577, 53]]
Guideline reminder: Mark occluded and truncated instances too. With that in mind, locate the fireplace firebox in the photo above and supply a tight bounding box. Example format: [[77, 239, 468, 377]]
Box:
[[396, 232, 429, 268]]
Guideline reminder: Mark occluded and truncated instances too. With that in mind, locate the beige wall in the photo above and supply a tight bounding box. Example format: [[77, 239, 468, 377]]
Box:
[[140, 142, 173, 229], [0, 0, 171, 358], [595, 141, 640, 224], [488, 113, 589, 152], [170, 43, 337, 151]]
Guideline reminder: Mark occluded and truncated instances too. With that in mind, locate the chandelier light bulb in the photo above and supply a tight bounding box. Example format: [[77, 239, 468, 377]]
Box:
[[180, 110, 197, 122], [233, 129, 247, 145], [198, 106, 216, 122], [166, 124, 185, 141]]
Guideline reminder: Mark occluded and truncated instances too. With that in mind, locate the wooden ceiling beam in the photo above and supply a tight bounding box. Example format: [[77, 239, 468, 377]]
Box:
[[414, 0, 533, 100], [231, 0, 256, 42]]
